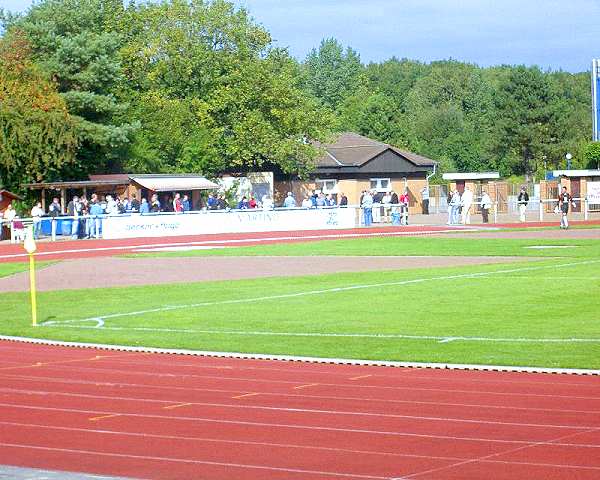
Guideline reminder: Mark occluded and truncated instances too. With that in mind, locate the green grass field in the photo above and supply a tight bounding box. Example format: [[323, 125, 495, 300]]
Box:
[[128, 236, 600, 259], [2, 233, 599, 369]]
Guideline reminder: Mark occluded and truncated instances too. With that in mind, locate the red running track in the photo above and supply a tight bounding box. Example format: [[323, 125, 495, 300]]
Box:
[[0, 225, 462, 263], [2, 221, 599, 263], [0, 340, 599, 480]]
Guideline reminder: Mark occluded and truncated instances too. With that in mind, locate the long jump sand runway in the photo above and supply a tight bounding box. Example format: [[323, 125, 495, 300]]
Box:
[[0, 256, 540, 293]]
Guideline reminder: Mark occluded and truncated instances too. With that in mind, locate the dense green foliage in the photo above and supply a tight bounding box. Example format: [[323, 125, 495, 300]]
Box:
[[0, 31, 79, 189], [0, 0, 594, 192]]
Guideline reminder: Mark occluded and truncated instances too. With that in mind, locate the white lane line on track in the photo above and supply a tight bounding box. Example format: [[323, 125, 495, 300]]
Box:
[[1, 340, 597, 388], [0, 442, 387, 480], [397, 421, 600, 479], [42, 259, 600, 347], [2, 361, 600, 400], [0, 227, 476, 260], [3, 373, 598, 415], [2, 421, 600, 471], [2, 386, 599, 429], [3, 404, 599, 449]]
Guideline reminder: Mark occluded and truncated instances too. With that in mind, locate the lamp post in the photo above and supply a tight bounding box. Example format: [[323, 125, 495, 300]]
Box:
[[23, 227, 38, 327], [565, 153, 572, 170]]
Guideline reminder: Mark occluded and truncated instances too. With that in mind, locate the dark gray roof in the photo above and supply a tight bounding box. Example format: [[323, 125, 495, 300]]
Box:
[[316, 132, 435, 168]]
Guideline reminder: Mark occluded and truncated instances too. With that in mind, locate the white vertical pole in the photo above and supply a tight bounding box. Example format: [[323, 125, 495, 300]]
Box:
[[493, 202, 498, 224], [584, 197, 589, 221], [539, 199, 543, 222]]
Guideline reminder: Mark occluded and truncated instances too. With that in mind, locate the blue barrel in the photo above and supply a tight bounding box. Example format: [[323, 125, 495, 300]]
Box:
[[60, 220, 72, 236], [391, 212, 401, 226]]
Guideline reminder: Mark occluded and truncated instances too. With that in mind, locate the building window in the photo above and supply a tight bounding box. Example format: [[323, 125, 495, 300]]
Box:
[[316, 179, 338, 194], [370, 178, 391, 192]]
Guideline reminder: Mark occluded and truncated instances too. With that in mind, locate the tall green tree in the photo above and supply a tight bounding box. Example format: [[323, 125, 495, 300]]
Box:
[[0, 31, 79, 190], [120, 0, 332, 176], [3, 0, 137, 176], [303, 38, 363, 111]]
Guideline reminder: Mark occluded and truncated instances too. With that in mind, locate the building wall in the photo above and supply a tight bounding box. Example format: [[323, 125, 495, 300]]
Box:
[[277, 176, 429, 213]]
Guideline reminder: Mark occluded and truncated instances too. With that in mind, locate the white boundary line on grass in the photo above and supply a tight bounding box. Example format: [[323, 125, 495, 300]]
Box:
[[43, 258, 600, 333], [38, 323, 600, 345], [1, 334, 599, 376]]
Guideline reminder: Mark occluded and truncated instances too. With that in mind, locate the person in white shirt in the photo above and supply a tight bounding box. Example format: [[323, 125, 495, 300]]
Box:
[[461, 187, 474, 224], [105, 195, 118, 216], [2, 204, 16, 241], [301, 196, 313, 208], [31, 202, 44, 239], [262, 195, 274, 210]]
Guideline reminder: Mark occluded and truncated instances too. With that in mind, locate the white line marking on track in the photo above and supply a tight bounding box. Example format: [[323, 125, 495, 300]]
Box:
[[3, 373, 598, 415], [2, 386, 599, 428], [398, 420, 600, 479], [2, 402, 599, 445], [0, 442, 387, 479], [6, 364, 600, 400], [2, 421, 599, 471]]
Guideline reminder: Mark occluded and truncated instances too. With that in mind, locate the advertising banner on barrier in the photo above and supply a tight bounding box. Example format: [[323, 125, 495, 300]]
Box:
[[587, 181, 600, 204], [101, 208, 357, 239]]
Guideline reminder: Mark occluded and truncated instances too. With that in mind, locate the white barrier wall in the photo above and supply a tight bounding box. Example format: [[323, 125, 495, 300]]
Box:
[[101, 208, 357, 239]]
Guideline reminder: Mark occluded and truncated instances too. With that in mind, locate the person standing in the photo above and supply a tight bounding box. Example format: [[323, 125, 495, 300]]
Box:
[[461, 187, 473, 225], [481, 190, 492, 224], [150, 194, 161, 213], [517, 187, 529, 222], [361, 190, 373, 226], [182, 195, 191, 212], [3, 204, 16, 241], [31, 202, 44, 239], [47, 197, 61, 239], [558, 186, 573, 229], [399, 190, 410, 225], [139, 198, 150, 214], [339, 192, 348, 207], [67, 196, 81, 239], [421, 185, 430, 215], [283, 192, 296, 208], [173, 193, 183, 213], [89, 195, 104, 238]]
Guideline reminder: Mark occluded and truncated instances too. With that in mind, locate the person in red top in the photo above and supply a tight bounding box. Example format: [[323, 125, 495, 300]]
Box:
[[399, 190, 410, 225], [557, 186, 573, 229], [248, 196, 257, 209], [173, 193, 184, 213]]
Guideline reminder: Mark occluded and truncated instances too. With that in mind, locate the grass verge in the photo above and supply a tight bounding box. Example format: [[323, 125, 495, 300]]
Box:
[[2, 258, 599, 369]]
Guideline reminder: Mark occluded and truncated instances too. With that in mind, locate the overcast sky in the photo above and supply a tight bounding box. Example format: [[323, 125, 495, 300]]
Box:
[[1, 0, 598, 72]]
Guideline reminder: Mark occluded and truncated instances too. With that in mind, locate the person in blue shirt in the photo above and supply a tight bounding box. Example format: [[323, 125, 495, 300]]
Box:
[[207, 193, 218, 210], [237, 196, 250, 209], [182, 194, 191, 212], [88, 197, 104, 238], [139, 198, 150, 214]]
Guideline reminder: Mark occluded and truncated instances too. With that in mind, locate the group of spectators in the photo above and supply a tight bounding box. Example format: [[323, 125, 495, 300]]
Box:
[[446, 187, 493, 225], [360, 189, 410, 226]]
